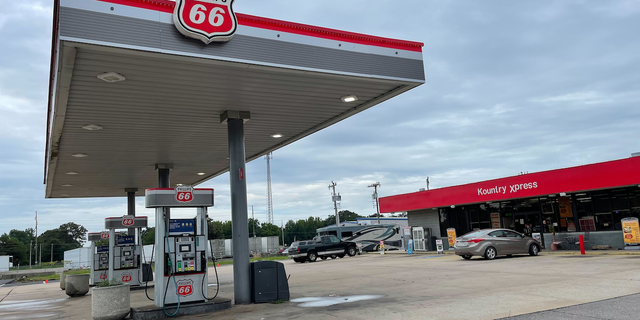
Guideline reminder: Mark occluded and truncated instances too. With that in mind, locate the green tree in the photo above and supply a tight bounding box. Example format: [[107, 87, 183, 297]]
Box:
[[58, 222, 88, 246], [0, 235, 28, 265], [142, 227, 155, 245]]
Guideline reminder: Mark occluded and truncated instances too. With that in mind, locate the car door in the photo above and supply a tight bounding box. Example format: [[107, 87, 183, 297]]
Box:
[[504, 231, 527, 253], [486, 230, 511, 254], [328, 236, 343, 255]]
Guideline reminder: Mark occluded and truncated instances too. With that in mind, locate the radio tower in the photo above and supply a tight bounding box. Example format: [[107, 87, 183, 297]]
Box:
[[266, 152, 274, 224]]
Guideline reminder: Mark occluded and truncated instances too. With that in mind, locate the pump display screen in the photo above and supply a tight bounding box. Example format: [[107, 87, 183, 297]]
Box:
[[180, 245, 191, 252], [169, 219, 196, 236], [123, 251, 131, 256]]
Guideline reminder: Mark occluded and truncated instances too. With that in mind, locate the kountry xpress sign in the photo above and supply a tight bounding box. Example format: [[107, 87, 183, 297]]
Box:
[[173, 0, 238, 44]]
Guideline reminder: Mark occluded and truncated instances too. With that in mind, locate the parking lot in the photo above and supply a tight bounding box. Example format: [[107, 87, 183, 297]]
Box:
[[2, 252, 640, 319]]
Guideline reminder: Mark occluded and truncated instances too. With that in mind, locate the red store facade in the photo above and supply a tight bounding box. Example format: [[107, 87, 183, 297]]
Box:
[[379, 157, 640, 249]]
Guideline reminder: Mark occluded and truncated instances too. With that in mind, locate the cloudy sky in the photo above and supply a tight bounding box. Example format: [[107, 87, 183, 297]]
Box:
[[1, 0, 639, 238]]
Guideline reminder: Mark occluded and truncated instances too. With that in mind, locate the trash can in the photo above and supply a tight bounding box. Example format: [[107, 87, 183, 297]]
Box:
[[142, 263, 153, 282], [250, 261, 290, 303]]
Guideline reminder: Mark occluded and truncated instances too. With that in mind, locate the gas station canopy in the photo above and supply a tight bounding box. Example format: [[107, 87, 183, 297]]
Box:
[[45, 0, 425, 198]]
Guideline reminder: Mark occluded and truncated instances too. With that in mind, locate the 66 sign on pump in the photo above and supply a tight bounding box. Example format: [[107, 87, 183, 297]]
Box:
[[173, 0, 237, 44]]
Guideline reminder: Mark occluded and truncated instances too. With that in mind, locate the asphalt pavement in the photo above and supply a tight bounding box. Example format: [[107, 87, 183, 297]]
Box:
[[499, 293, 640, 320]]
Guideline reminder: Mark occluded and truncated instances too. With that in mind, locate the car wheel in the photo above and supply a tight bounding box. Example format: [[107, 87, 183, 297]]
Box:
[[321, 256, 327, 260], [331, 255, 337, 259], [484, 246, 497, 260], [347, 246, 357, 257], [529, 244, 539, 256], [308, 251, 318, 262], [462, 255, 472, 260]]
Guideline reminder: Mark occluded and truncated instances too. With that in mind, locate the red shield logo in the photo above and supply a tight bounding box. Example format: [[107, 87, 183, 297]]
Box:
[[173, 0, 237, 44], [100, 274, 108, 280], [122, 215, 134, 226], [100, 231, 109, 239], [122, 273, 133, 283], [175, 185, 194, 203], [176, 279, 194, 296]]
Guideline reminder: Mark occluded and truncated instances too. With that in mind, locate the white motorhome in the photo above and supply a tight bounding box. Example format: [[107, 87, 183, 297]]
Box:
[[317, 224, 402, 251], [0, 256, 13, 272]]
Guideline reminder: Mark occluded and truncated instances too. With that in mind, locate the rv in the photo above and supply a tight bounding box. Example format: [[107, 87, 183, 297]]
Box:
[[0, 256, 13, 272], [317, 224, 402, 251]]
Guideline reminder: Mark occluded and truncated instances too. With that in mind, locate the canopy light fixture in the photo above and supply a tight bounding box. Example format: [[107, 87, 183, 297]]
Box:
[[197, 172, 206, 176], [341, 95, 358, 103], [65, 171, 79, 175], [559, 192, 567, 197], [97, 72, 126, 83], [271, 133, 284, 138], [82, 124, 103, 131], [72, 153, 88, 158], [62, 184, 73, 187]]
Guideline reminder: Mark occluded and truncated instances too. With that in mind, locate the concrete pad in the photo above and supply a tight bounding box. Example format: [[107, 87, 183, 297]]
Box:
[[130, 299, 231, 320], [2, 255, 640, 319]]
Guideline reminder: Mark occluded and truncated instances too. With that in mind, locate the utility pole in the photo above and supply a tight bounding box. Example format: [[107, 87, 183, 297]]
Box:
[[51, 244, 54, 262], [29, 241, 32, 269], [35, 211, 38, 265], [426, 177, 430, 190], [251, 205, 256, 239], [265, 153, 274, 224], [281, 220, 285, 247], [368, 182, 382, 224], [40, 246, 42, 266], [328, 181, 341, 227]]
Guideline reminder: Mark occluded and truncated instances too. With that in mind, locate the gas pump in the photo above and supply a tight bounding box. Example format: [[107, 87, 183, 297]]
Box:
[[145, 187, 215, 310], [105, 216, 148, 287], [88, 231, 110, 285]]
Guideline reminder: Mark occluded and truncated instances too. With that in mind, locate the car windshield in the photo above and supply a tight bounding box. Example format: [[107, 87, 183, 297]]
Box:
[[460, 231, 485, 238]]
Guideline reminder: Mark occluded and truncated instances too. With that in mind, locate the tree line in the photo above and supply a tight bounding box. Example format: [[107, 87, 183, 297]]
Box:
[[141, 210, 405, 246], [0, 222, 88, 266]]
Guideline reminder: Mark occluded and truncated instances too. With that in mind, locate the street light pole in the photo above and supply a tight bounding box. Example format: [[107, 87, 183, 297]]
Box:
[[369, 182, 381, 224]]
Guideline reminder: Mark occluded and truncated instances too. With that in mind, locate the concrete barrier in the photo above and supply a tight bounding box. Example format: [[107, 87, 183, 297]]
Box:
[[60, 274, 66, 290], [65, 274, 90, 297], [91, 284, 130, 320]]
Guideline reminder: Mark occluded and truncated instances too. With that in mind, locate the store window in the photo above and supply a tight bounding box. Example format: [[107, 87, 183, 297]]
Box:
[[610, 189, 630, 230], [540, 197, 559, 233], [575, 193, 593, 231], [487, 203, 501, 229], [478, 204, 492, 229], [592, 192, 612, 231], [501, 201, 516, 230], [630, 189, 640, 218], [469, 205, 480, 231]]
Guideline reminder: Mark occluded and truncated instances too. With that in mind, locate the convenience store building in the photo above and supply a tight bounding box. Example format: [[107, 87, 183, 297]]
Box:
[[379, 157, 640, 249]]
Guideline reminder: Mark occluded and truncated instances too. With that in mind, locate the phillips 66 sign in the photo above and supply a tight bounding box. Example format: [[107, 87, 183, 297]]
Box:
[[173, 0, 237, 44]]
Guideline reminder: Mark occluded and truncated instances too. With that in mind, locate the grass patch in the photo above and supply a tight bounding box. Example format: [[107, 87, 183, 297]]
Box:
[[16, 274, 60, 282], [64, 269, 91, 275], [269, 299, 288, 304], [208, 255, 289, 266]]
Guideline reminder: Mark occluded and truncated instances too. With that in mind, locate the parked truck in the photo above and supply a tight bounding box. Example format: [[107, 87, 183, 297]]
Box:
[[289, 235, 358, 263], [0, 256, 13, 272]]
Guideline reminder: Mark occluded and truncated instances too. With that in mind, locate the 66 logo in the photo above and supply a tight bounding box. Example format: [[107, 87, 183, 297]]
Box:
[[100, 231, 109, 239], [176, 279, 194, 296], [173, 0, 237, 44], [122, 215, 134, 226], [100, 274, 108, 280], [121, 273, 132, 283], [175, 185, 194, 203]]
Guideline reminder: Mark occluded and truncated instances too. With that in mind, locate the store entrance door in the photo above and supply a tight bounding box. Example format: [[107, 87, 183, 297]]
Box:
[[513, 213, 542, 236]]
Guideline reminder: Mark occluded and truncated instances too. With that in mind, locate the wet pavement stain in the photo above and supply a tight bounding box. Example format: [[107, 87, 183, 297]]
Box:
[[291, 295, 385, 307]]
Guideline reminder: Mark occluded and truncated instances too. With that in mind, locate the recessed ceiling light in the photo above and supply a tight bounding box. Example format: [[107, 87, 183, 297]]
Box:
[[271, 133, 284, 138], [65, 171, 79, 175], [176, 184, 184, 186], [82, 124, 103, 131], [72, 153, 88, 158], [341, 95, 358, 103], [197, 172, 206, 176], [62, 184, 73, 187], [97, 72, 126, 83], [60, 194, 69, 197]]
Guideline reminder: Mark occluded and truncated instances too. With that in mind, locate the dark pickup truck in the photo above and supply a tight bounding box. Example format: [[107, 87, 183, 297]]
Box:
[[289, 235, 358, 263]]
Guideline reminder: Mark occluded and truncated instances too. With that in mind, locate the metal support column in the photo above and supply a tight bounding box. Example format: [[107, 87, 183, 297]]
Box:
[[90, 241, 96, 283], [108, 229, 115, 281], [126, 188, 138, 237], [222, 111, 251, 305], [153, 164, 172, 306]]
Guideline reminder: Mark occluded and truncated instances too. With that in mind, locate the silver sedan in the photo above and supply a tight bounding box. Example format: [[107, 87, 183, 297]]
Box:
[[454, 229, 540, 260]]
